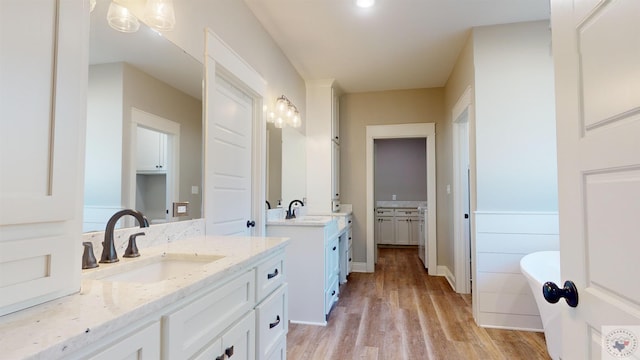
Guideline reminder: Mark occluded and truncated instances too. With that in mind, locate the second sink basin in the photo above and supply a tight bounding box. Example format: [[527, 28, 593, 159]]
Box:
[[84, 253, 225, 284]]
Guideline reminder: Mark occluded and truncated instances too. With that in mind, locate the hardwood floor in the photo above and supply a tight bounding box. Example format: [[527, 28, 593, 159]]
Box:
[[286, 247, 550, 360]]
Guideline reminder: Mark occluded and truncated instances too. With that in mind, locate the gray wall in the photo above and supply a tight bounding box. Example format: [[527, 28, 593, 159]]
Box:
[[374, 138, 427, 202]]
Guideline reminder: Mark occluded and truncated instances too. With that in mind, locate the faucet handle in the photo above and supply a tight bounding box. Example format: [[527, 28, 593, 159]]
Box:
[[82, 242, 98, 269], [123, 232, 145, 258]]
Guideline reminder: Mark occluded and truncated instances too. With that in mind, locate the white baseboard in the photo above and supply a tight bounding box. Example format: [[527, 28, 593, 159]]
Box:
[[437, 265, 456, 291], [351, 262, 368, 273]]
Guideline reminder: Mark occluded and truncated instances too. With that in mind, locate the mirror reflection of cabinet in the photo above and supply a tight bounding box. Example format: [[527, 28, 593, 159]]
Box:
[[137, 127, 168, 172]]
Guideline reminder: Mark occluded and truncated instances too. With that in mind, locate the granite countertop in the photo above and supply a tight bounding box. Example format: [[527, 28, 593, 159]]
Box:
[[266, 215, 337, 227], [0, 235, 289, 359], [376, 200, 427, 209]]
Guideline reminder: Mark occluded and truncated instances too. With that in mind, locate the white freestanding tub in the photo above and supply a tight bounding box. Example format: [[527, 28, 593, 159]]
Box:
[[520, 251, 562, 360]]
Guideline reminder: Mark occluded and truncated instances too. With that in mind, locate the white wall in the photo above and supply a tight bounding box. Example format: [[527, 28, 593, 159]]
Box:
[[474, 21, 558, 212], [472, 21, 559, 330]]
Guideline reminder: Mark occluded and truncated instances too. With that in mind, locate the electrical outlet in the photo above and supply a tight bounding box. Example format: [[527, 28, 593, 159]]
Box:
[[392, 194, 397, 200], [191, 186, 199, 195]]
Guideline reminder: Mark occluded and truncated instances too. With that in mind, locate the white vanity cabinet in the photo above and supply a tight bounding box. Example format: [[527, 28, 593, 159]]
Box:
[[266, 219, 339, 325], [73, 321, 161, 360], [376, 208, 420, 245]]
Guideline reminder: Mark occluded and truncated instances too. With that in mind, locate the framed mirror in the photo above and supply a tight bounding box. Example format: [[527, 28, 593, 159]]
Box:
[[84, 1, 203, 232]]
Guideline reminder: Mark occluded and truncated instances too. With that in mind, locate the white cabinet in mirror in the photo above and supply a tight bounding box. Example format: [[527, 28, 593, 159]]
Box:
[[84, 1, 203, 233]]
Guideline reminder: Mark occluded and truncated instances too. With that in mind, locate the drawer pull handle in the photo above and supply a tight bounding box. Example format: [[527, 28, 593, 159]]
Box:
[[269, 315, 281, 329], [225, 345, 234, 357], [216, 355, 224, 360], [331, 290, 336, 296], [349, 258, 352, 262], [332, 246, 337, 251], [267, 268, 279, 279]]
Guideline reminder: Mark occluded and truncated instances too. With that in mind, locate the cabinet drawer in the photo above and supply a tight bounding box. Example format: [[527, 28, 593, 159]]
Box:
[[265, 337, 287, 360], [375, 208, 394, 217], [324, 277, 339, 318], [396, 209, 419, 216], [256, 284, 288, 359], [162, 270, 255, 359], [87, 321, 160, 360], [256, 251, 285, 301], [193, 311, 255, 360]]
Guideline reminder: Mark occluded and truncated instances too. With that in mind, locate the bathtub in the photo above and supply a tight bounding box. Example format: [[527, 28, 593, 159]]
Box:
[[520, 251, 562, 360]]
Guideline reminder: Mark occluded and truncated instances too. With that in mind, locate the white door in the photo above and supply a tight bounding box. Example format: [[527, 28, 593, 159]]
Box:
[[552, 0, 640, 359], [207, 74, 253, 236], [204, 30, 266, 237]]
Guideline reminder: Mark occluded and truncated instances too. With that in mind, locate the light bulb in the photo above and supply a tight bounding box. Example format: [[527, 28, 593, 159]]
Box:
[[275, 96, 288, 114], [286, 104, 295, 118]]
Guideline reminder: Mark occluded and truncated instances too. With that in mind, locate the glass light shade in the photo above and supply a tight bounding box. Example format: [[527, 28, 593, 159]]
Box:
[[286, 104, 295, 118], [89, 0, 96, 12], [267, 111, 275, 123], [291, 112, 301, 128], [144, 0, 176, 31], [356, 0, 375, 8], [275, 96, 288, 114], [274, 117, 284, 129], [107, 2, 140, 33]]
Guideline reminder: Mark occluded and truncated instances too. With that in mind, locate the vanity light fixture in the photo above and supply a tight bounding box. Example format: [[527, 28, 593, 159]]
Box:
[[90, 0, 97, 12], [107, 1, 140, 33], [266, 95, 301, 129], [104, 0, 176, 33], [144, 0, 176, 32], [356, 0, 375, 8]]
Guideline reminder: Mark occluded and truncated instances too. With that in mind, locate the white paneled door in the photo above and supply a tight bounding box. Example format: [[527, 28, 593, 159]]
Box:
[[552, 0, 640, 359], [207, 74, 253, 236], [204, 30, 266, 237]]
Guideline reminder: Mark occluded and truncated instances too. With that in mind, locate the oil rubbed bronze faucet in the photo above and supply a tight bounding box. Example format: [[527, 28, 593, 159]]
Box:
[[100, 209, 149, 263], [286, 199, 305, 219]]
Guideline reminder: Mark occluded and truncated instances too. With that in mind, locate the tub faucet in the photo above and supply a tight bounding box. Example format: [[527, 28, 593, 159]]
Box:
[[100, 209, 149, 263], [286, 199, 305, 219]]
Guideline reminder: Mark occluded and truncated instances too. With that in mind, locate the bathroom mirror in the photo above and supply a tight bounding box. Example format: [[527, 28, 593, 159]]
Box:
[[267, 124, 307, 210], [83, 2, 203, 232]]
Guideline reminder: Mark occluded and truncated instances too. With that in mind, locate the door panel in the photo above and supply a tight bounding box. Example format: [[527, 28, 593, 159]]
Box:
[[552, 0, 640, 358], [207, 74, 252, 236]]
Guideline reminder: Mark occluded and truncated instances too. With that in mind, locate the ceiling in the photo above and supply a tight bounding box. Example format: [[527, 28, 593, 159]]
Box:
[[243, 0, 550, 93]]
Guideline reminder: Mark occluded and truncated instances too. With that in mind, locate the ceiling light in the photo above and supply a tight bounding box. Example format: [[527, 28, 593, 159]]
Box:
[[356, 0, 375, 8]]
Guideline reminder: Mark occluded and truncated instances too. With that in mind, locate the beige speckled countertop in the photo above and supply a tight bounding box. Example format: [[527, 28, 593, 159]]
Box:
[[0, 235, 289, 359]]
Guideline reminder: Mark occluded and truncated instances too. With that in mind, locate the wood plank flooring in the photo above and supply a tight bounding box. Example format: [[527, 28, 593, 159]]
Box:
[[286, 247, 550, 360]]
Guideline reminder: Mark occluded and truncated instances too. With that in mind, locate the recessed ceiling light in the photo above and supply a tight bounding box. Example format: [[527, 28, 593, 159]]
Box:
[[356, 0, 375, 8]]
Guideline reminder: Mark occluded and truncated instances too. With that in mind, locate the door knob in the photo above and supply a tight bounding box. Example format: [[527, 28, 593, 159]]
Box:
[[543, 280, 579, 307], [246, 220, 256, 228]]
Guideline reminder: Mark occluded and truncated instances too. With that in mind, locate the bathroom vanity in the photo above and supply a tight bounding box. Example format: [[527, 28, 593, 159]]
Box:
[[266, 216, 340, 326], [0, 236, 289, 360]]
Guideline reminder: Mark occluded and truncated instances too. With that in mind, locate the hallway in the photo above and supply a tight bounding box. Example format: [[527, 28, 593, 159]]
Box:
[[287, 248, 550, 359]]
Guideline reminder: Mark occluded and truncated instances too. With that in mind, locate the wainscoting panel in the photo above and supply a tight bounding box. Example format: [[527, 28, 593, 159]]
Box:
[[475, 211, 559, 331]]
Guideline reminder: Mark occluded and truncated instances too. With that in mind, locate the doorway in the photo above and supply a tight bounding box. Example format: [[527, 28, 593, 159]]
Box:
[[365, 123, 437, 274], [128, 108, 181, 226], [452, 86, 473, 294]]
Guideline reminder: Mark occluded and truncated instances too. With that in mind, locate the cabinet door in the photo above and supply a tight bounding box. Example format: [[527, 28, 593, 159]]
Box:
[[331, 87, 339, 143], [0, 0, 87, 316], [376, 217, 395, 245], [221, 311, 255, 360], [136, 126, 167, 172], [408, 217, 420, 245], [395, 217, 410, 245], [256, 284, 288, 359]]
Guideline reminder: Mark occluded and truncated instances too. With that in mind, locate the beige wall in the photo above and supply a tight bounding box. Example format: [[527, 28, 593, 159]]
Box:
[[340, 89, 444, 262], [440, 32, 476, 273], [122, 63, 203, 219]]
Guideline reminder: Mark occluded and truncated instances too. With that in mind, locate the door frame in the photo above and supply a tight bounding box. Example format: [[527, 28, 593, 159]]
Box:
[[364, 123, 437, 274], [203, 29, 266, 235], [452, 86, 474, 295]]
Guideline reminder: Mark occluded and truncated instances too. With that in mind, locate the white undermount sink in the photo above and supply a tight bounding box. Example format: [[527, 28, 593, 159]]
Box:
[[84, 253, 225, 284]]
